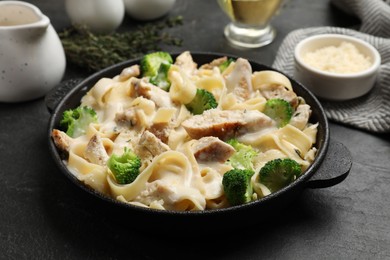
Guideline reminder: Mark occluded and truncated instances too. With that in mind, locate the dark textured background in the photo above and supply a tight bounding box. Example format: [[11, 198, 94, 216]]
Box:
[[0, 0, 389, 259]]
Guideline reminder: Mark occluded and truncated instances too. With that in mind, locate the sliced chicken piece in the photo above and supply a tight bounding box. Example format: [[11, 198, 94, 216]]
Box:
[[133, 78, 173, 108], [135, 130, 170, 162], [182, 109, 274, 140], [174, 51, 197, 75], [84, 134, 109, 166], [133, 181, 170, 209], [192, 136, 235, 163], [51, 129, 73, 153], [260, 84, 299, 108], [147, 122, 172, 144], [115, 97, 156, 131], [224, 58, 253, 102], [117, 65, 140, 81], [289, 104, 312, 130], [115, 108, 138, 128], [135, 180, 205, 211], [199, 56, 228, 70], [146, 107, 176, 143]]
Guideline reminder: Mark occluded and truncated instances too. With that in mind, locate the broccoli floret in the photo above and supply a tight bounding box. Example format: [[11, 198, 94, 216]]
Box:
[[226, 139, 258, 170], [107, 147, 141, 185], [263, 98, 293, 128], [259, 158, 302, 192], [140, 51, 173, 77], [60, 106, 98, 138], [185, 88, 218, 115], [222, 169, 255, 206], [218, 58, 235, 73], [149, 62, 171, 91], [140, 52, 173, 91]]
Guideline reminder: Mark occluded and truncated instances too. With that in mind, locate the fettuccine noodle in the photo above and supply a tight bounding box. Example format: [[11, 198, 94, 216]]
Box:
[[52, 51, 318, 211]]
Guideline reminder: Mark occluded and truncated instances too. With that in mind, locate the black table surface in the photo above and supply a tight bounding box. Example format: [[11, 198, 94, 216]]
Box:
[[1, 0, 389, 259]]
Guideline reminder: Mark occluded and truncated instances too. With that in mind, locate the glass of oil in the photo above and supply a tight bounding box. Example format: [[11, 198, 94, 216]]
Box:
[[217, 0, 285, 48]]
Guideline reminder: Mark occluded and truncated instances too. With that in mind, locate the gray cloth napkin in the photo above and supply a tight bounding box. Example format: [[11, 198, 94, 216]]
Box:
[[330, 0, 390, 38], [272, 1, 390, 134]]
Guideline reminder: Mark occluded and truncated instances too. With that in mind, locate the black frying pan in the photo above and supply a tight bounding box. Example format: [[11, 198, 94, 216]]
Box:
[[46, 52, 352, 231]]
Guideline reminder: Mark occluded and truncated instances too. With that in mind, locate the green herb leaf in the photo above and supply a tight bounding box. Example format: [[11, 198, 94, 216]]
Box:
[[59, 16, 183, 72]]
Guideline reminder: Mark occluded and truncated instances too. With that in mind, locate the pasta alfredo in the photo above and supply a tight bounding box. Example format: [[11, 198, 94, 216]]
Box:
[[52, 51, 318, 211]]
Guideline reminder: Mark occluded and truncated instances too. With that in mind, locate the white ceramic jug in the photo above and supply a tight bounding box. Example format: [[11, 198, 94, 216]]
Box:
[[65, 0, 125, 34], [0, 1, 66, 103]]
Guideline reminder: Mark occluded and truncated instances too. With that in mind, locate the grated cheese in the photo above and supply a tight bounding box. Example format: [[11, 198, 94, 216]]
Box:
[[303, 41, 372, 74]]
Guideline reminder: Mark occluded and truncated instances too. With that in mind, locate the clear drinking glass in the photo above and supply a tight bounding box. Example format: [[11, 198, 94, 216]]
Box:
[[217, 0, 285, 48]]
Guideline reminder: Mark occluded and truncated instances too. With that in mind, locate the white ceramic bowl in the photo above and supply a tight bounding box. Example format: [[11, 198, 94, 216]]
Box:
[[65, 0, 125, 34], [123, 0, 176, 21], [294, 34, 381, 101]]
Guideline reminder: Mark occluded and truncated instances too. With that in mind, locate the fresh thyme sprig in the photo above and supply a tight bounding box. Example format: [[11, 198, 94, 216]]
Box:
[[59, 16, 183, 72]]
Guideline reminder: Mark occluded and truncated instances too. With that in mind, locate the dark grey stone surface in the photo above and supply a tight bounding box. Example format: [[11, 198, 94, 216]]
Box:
[[1, 0, 389, 259]]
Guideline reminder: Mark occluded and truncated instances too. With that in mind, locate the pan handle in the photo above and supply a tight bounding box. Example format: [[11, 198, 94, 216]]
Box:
[[45, 78, 83, 113], [306, 139, 352, 189]]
